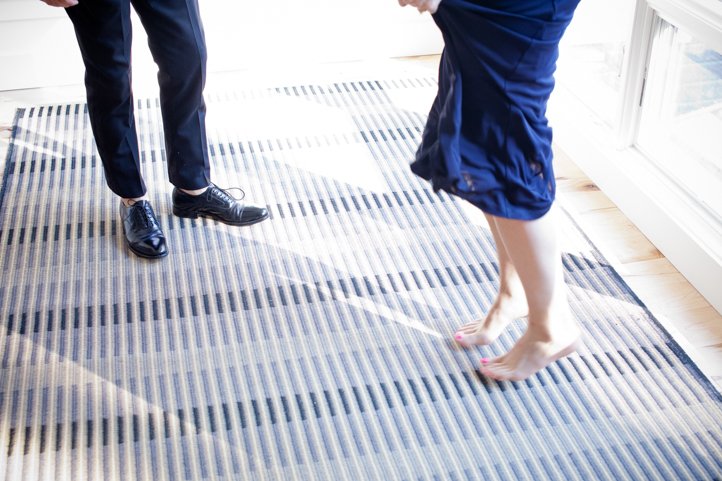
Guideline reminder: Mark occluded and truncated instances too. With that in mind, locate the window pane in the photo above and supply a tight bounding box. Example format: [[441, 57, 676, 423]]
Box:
[[637, 20, 722, 218], [556, 0, 636, 127]]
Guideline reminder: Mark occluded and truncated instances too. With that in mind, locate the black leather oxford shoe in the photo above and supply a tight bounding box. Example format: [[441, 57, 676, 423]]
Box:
[[119, 200, 168, 259], [172, 184, 269, 226]]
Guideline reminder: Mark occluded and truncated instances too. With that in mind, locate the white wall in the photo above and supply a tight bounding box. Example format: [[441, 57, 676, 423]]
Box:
[[0, 1, 84, 91], [0, 0, 443, 91]]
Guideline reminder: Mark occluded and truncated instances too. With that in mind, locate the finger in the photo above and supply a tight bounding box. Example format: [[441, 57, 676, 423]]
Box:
[[41, 0, 77, 6], [422, 0, 441, 13], [414, 0, 436, 13]]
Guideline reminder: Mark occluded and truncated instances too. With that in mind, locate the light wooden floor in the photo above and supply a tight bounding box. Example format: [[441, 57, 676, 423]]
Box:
[[554, 150, 722, 389], [1, 56, 720, 390]]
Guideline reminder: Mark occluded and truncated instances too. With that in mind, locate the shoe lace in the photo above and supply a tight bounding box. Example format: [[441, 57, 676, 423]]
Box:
[[130, 201, 159, 229], [210, 184, 246, 205]]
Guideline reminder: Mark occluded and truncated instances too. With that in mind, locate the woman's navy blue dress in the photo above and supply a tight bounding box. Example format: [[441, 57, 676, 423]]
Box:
[[411, 0, 581, 220]]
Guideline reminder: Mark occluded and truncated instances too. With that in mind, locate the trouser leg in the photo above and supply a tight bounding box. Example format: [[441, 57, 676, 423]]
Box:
[[131, 0, 211, 190], [66, 0, 145, 198]]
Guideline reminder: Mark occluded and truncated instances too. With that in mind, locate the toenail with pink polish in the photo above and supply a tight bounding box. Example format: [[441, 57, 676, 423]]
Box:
[[480, 357, 489, 364], [455, 334, 463, 340]]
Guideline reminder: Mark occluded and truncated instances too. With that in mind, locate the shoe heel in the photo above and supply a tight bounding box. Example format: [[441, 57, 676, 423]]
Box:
[[172, 206, 199, 219]]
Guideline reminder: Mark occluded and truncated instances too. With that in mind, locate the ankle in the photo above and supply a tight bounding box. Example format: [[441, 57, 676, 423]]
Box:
[[180, 186, 209, 196], [122, 196, 146, 207], [526, 305, 577, 336], [498, 277, 525, 298], [494, 287, 527, 313]]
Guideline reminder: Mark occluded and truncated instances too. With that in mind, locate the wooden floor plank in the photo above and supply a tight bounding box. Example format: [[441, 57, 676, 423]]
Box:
[[554, 145, 722, 387]]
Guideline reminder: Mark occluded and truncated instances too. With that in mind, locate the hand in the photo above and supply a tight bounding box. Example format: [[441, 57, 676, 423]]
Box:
[[40, 0, 78, 7], [398, 0, 442, 14]]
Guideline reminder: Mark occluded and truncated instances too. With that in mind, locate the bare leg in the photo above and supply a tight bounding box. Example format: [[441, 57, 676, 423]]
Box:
[[455, 214, 528, 346], [480, 207, 581, 381]]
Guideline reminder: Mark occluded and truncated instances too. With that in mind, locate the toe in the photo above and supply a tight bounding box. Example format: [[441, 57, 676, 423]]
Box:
[[485, 364, 513, 381], [459, 322, 482, 333], [480, 364, 502, 380]]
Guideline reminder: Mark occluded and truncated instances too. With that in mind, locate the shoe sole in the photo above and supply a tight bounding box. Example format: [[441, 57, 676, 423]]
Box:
[[128, 244, 169, 259], [173, 207, 270, 227]]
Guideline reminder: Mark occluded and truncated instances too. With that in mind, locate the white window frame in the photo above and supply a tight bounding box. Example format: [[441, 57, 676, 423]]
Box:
[[552, 0, 722, 314], [618, 0, 722, 146]]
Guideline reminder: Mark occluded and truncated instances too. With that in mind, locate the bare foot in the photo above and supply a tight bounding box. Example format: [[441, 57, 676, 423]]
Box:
[[454, 292, 527, 347], [480, 315, 581, 381]]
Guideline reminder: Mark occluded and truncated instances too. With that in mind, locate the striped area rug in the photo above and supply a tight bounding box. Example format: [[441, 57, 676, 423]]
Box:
[[1, 77, 721, 481]]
